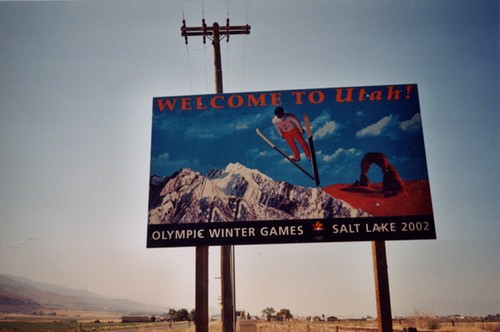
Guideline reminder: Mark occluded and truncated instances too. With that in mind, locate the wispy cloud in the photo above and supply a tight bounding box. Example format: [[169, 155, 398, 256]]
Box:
[[314, 121, 338, 140], [400, 113, 421, 131], [151, 152, 202, 175], [356, 115, 394, 138], [151, 152, 170, 165], [311, 113, 340, 140], [356, 113, 422, 139], [322, 147, 361, 162]]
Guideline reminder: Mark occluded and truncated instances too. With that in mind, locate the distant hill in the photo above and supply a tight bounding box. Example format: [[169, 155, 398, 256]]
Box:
[[0, 274, 169, 314], [0, 287, 42, 313]]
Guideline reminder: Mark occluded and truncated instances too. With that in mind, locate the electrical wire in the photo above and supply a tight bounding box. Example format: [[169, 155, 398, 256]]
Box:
[[203, 40, 209, 93], [180, 0, 251, 94], [201, 0, 210, 93], [240, 0, 250, 91], [224, 0, 230, 91], [180, 0, 194, 93]]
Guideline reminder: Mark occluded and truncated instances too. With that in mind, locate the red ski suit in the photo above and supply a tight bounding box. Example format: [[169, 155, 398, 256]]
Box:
[[272, 113, 311, 160]]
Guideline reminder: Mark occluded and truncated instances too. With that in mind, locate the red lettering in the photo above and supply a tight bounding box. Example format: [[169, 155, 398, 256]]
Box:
[[291, 91, 306, 104], [181, 98, 192, 110], [228, 95, 244, 108], [406, 85, 412, 99], [210, 95, 224, 109], [336, 88, 355, 103], [247, 93, 267, 107], [270, 93, 282, 106], [309, 90, 325, 104], [370, 90, 383, 101], [387, 86, 401, 100], [358, 88, 368, 101], [196, 97, 207, 110], [156, 98, 177, 111]]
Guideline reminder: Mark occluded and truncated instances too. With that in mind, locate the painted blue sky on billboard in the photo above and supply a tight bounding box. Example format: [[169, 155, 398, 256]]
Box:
[[150, 85, 427, 188]]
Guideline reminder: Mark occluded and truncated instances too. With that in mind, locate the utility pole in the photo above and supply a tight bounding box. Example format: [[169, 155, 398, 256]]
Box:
[[181, 19, 250, 332], [372, 240, 393, 332]]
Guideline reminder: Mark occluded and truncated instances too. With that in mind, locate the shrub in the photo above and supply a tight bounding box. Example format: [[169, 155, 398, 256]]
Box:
[[412, 310, 441, 330]]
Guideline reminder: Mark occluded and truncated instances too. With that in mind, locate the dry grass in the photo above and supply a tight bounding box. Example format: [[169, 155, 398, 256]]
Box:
[[1, 315, 498, 332], [236, 320, 500, 332]]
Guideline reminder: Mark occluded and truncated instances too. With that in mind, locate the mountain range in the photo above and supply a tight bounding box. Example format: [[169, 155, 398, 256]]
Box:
[[0, 274, 169, 314], [149, 162, 369, 224]]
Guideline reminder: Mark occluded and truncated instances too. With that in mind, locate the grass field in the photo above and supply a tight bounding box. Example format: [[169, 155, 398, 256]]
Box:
[[1, 312, 499, 332], [0, 310, 173, 331]]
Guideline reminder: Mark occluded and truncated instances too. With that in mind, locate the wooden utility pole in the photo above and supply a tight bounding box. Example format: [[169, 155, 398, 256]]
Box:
[[181, 19, 250, 332], [372, 240, 393, 332], [195, 246, 209, 332]]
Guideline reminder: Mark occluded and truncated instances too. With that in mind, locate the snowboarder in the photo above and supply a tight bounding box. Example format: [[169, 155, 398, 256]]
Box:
[[272, 107, 311, 162]]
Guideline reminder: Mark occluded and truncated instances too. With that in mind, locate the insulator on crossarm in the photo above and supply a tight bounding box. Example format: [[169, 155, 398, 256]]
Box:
[[202, 19, 207, 44], [181, 19, 188, 44]]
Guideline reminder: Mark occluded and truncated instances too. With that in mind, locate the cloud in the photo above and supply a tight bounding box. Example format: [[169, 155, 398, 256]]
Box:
[[310, 112, 341, 140], [322, 147, 361, 162], [355, 113, 422, 140], [234, 121, 249, 130], [232, 114, 263, 131], [313, 121, 338, 140], [400, 113, 421, 131], [258, 151, 269, 157], [185, 125, 217, 139], [185, 113, 264, 138], [356, 115, 394, 138], [150, 152, 203, 175], [151, 152, 170, 166]]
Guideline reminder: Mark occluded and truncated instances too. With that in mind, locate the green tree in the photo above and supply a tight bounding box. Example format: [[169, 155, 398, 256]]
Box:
[[189, 309, 196, 322], [261, 307, 275, 321], [175, 308, 190, 321], [276, 308, 293, 321], [168, 309, 176, 321]]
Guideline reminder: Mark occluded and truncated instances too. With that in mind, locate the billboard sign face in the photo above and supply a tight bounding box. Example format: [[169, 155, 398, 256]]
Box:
[[147, 84, 435, 247]]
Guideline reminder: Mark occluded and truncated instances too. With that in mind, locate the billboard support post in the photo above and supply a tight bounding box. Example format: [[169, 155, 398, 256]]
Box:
[[372, 240, 393, 332], [181, 19, 251, 332], [195, 246, 209, 332]]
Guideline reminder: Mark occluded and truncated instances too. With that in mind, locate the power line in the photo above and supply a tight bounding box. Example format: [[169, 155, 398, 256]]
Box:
[[180, 0, 194, 92], [181, 19, 250, 93], [240, 0, 250, 91]]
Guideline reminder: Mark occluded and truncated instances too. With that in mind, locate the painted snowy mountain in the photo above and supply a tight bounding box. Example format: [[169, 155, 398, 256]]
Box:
[[148, 162, 369, 224]]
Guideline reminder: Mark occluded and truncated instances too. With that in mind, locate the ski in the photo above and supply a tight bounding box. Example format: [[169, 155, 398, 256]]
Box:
[[256, 128, 316, 182], [303, 114, 320, 186]]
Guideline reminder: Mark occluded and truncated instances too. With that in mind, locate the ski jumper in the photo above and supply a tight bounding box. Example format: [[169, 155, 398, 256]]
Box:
[[272, 113, 311, 160]]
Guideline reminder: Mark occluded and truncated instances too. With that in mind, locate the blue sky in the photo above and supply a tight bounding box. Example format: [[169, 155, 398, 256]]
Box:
[[0, 0, 498, 318], [150, 85, 427, 187]]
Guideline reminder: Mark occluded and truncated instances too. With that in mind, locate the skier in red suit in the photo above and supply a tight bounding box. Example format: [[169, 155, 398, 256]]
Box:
[[272, 107, 311, 162]]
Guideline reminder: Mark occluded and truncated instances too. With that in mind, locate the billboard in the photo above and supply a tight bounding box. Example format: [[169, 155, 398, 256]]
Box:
[[147, 84, 435, 247]]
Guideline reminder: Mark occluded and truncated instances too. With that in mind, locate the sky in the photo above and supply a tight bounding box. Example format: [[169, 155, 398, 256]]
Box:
[[0, 0, 499, 319]]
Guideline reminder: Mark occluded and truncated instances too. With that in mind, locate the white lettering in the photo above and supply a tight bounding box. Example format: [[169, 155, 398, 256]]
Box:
[[151, 229, 205, 240], [365, 222, 396, 233], [332, 223, 360, 234], [209, 227, 256, 238], [260, 226, 304, 236]]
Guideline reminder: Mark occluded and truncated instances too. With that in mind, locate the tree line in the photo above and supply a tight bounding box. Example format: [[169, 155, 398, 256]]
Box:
[[261, 307, 293, 321]]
